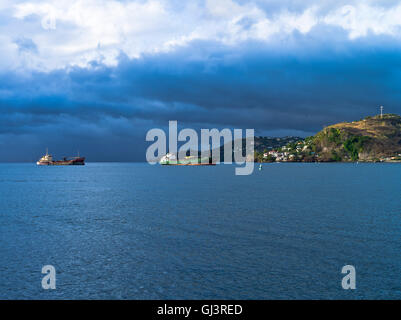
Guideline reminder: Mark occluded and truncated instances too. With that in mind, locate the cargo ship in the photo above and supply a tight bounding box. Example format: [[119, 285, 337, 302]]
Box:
[[159, 153, 215, 165], [37, 149, 85, 165]]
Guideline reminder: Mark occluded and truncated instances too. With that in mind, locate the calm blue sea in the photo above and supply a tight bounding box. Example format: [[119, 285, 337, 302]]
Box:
[[0, 162, 400, 299]]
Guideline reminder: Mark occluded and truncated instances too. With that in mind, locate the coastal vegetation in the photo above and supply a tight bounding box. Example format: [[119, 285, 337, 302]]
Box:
[[252, 114, 401, 163]]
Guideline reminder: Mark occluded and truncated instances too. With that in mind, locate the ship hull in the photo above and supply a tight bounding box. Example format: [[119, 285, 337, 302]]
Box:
[[160, 157, 215, 165], [161, 163, 216, 166]]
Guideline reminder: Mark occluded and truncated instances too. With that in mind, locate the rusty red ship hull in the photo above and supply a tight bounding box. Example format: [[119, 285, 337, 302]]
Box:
[[52, 157, 85, 165]]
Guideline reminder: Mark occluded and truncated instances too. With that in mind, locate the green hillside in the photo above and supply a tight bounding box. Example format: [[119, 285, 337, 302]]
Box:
[[312, 114, 401, 162]]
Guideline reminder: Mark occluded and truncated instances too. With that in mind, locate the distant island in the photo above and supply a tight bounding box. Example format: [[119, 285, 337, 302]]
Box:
[[220, 113, 401, 163]]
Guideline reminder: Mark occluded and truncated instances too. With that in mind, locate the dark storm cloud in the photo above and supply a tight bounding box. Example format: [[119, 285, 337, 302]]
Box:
[[1, 30, 401, 161]]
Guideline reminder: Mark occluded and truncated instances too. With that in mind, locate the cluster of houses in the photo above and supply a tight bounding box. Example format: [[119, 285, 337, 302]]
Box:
[[262, 140, 313, 162], [263, 150, 294, 161], [262, 140, 401, 163]]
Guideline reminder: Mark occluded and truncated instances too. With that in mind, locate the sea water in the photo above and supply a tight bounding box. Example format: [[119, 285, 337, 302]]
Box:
[[0, 162, 400, 299]]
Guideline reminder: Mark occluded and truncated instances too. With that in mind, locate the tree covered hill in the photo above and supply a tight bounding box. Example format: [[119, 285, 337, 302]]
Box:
[[312, 114, 401, 162]]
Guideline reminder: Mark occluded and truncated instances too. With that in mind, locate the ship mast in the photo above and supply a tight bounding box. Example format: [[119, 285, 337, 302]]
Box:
[[209, 143, 212, 164]]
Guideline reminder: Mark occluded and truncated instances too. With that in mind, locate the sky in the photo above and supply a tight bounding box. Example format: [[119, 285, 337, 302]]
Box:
[[1, 0, 401, 161]]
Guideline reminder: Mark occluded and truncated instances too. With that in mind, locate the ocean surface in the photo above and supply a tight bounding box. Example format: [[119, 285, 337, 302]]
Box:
[[0, 162, 400, 299]]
